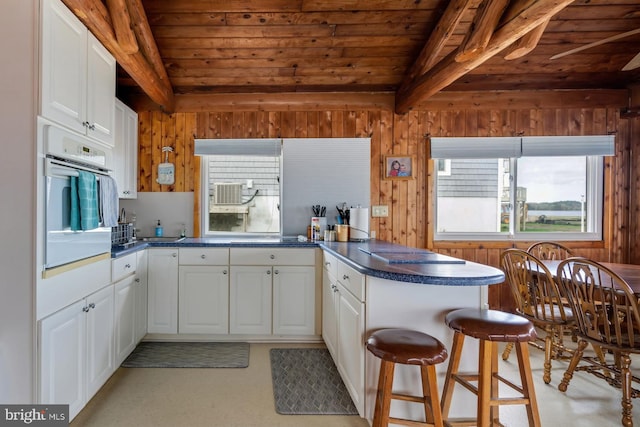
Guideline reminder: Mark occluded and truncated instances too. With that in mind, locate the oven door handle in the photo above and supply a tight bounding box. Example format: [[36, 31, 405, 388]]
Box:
[[45, 159, 105, 179]]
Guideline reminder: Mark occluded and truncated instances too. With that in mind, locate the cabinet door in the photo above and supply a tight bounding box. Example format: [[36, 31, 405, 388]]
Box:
[[147, 249, 179, 334], [179, 266, 229, 334], [86, 32, 115, 145], [322, 270, 338, 357], [39, 299, 86, 418], [273, 266, 315, 335], [85, 285, 115, 398], [40, 0, 87, 134], [114, 275, 136, 365], [229, 266, 272, 334], [336, 282, 365, 415], [113, 99, 138, 198], [134, 250, 148, 342]]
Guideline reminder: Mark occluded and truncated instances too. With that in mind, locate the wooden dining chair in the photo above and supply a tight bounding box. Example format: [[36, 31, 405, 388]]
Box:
[[500, 248, 575, 384], [557, 257, 640, 427], [527, 241, 573, 260]]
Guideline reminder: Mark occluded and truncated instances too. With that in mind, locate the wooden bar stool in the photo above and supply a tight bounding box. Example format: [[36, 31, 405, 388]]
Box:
[[440, 308, 541, 427], [366, 328, 448, 427]]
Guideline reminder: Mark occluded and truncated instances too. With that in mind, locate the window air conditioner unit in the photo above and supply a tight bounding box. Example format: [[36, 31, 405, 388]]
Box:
[[213, 183, 243, 205]]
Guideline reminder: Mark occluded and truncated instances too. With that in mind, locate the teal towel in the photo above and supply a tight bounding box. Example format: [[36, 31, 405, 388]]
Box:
[[70, 171, 99, 230]]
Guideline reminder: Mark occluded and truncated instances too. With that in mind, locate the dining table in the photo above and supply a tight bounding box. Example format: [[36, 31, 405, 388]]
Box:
[[542, 259, 640, 295]]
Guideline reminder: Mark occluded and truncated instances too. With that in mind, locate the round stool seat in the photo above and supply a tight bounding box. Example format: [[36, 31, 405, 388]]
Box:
[[445, 308, 537, 343], [366, 328, 448, 366]]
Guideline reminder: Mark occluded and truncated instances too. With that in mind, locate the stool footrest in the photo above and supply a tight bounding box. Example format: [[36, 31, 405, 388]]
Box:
[[444, 418, 505, 427], [388, 416, 433, 427], [391, 392, 427, 403], [450, 373, 480, 395]]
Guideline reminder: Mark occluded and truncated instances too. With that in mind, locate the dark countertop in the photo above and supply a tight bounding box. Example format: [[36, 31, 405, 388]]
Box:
[[112, 238, 504, 286]]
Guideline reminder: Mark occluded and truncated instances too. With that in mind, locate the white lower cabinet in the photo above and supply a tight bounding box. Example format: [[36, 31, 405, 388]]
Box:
[[273, 266, 316, 335], [145, 247, 316, 338], [134, 250, 148, 342], [322, 252, 339, 357], [230, 248, 317, 336], [321, 251, 365, 416], [229, 266, 272, 334], [147, 248, 179, 334], [39, 285, 115, 420], [179, 265, 229, 334], [335, 280, 365, 414], [114, 274, 136, 365]]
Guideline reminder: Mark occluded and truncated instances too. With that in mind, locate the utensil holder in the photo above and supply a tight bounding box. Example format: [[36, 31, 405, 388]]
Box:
[[336, 224, 349, 242]]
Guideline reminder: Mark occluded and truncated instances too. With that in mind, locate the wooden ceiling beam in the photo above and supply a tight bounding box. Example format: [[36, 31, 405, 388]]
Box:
[[61, 0, 175, 112], [105, 0, 138, 54], [395, 0, 574, 114], [125, 0, 173, 95], [503, 17, 550, 60], [455, 0, 510, 63], [404, 0, 473, 82]]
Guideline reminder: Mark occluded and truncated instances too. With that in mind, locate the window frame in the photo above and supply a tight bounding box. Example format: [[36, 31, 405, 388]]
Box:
[[198, 153, 282, 238], [429, 135, 613, 243]]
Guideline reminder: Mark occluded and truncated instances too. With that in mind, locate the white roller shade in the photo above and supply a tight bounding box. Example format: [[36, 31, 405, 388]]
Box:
[[431, 135, 615, 159], [430, 137, 521, 159], [195, 138, 282, 156], [521, 135, 615, 157]]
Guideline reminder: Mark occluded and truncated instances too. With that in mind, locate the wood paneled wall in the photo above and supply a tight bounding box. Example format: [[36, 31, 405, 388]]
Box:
[[136, 102, 635, 309]]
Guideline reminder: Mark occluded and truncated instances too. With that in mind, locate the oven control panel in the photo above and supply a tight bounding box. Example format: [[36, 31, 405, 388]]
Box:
[[44, 122, 111, 170]]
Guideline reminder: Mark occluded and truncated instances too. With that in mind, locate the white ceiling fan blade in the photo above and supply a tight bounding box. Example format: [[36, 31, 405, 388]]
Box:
[[550, 28, 640, 60], [622, 51, 640, 71]]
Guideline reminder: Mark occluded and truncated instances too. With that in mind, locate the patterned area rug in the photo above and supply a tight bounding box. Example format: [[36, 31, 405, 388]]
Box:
[[121, 342, 249, 368], [270, 348, 358, 415]]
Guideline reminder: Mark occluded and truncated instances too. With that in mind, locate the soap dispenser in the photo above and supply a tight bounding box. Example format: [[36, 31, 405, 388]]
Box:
[[155, 220, 164, 237]]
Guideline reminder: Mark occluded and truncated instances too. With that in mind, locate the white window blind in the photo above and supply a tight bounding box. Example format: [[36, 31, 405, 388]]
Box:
[[195, 138, 282, 156], [430, 137, 521, 159], [431, 135, 614, 159], [521, 135, 614, 157]]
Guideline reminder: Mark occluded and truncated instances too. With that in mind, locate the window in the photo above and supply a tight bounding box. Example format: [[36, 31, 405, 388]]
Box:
[[431, 136, 613, 241], [436, 159, 451, 176], [195, 139, 281, 236]]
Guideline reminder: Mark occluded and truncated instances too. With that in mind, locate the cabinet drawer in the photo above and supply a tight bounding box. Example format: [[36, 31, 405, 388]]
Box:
[[323, 251, 338, 279], [112, 253, 137, 282], [337, 261, 365, 302], [230, 248, 315, 266], [179, 248, 229, 265]]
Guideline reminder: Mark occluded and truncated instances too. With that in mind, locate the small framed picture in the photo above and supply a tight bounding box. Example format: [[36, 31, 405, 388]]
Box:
[[384, 155, 415, 180]]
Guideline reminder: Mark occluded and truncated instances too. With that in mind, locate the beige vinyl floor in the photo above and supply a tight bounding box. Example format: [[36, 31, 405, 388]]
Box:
[[71, 341, 640, 427]]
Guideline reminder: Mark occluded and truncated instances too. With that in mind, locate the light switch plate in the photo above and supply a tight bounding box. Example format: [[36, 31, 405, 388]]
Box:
[[372, 205, 388, 217]]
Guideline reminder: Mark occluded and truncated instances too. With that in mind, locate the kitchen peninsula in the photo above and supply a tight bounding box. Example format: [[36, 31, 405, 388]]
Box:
[[112, 237, 504, 422]]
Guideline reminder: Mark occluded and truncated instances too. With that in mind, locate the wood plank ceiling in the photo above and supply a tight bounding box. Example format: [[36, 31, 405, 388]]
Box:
[[64, 0, 640, 113]]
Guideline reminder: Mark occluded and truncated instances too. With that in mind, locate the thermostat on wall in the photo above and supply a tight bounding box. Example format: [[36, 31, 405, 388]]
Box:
[[157, 146, 175, 185], [157, 162, 175, 185]]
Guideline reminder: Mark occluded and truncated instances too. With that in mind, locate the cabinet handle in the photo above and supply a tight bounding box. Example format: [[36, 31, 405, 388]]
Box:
[[223, 270, 228, 275], [125, 263, 131, 269], [201, 254, 206, 259], [172, 253, 177, 257], [82, 121, 90, 128], [135, 278, 140, 283], [270, 254, 275, 259], [89, 303, 96, 309], [267, 270, 271, 275], [82, 306, 90, 312], [343, 274, 349, 280], [89, 123, 96, 130], [274, 269, 279, 275], [325, 261, 331, 266]]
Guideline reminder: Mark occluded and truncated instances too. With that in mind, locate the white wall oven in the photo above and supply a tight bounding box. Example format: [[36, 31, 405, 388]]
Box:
[[43, 124, 113, 269]]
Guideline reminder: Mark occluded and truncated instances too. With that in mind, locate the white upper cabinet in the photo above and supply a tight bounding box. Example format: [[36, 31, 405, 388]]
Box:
[[41, 0, 115, 146], [114, 99, 138, 198]]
